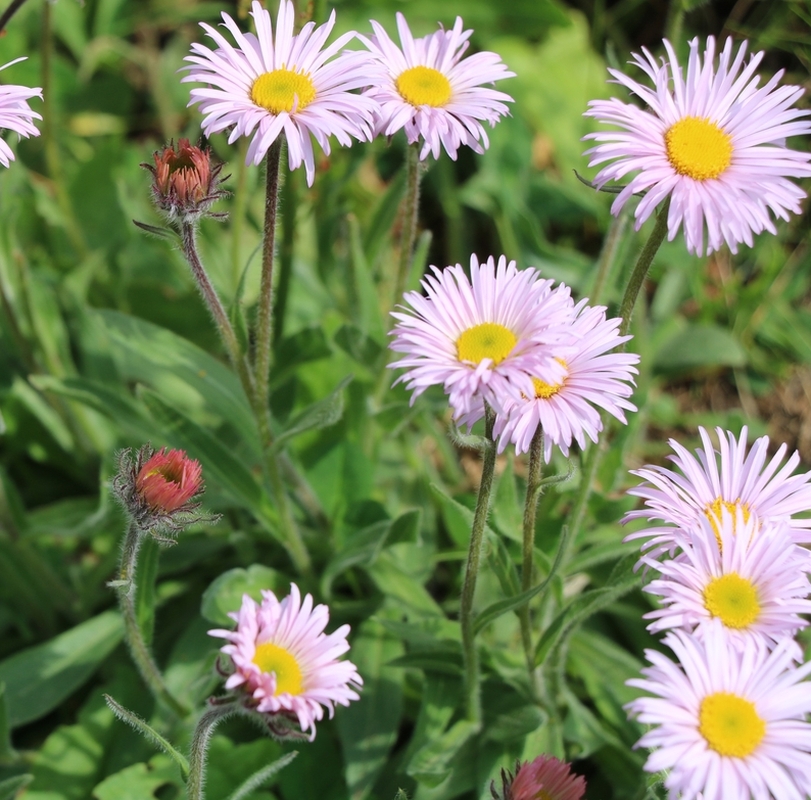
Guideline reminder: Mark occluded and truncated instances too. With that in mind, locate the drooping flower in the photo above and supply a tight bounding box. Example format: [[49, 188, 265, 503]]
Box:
[[389, 254, 574, 426], [493, 299, 639, 459], [145, 139, 227, 223], [358, 13, 514, 161], [642, 512, 811, 653], [583, 36, 811, 256], [0, 58, 42, 168], [112, 444, 209, 537], [626, 624, 811, 800], [624, 426, 811, 559], [490, 754, 586, 800], [209, 585, 362, 740], [184, 0, 379, 185]]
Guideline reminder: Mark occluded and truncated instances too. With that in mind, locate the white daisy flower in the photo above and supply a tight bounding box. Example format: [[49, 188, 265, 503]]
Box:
[[389, 254, 574, 426], [184, 0, 379, 185], [358, 13, 514, 160], [624, 426, 811, 558], [584, 36, 811, 255], [643, 512, 811, 653], [627, 624, 811, 800], [0, 58, 41, 168], [493, 298, 639, 459], [209, 584, 362, 739]]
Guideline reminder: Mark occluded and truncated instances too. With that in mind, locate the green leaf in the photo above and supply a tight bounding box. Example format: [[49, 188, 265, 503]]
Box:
[[654, 322, 747, 372], [367, 552, 443, 617], [334, 325, 384, 372], [271, 327, 332, 388], [347, 215, 386, 343], [534, 554, 641, 667], [103, 695, 189, 778], [92, 755, 180, 800], [225, 751, 298, 800], [406, 720, 478, 787], [0, 610, 123, 729], [201, 565, 284, 627], [485, 531, 520, 600], [362, 168, 406, 269], [490, 456, 522, 542], [485, 704, 546, 744], [0, 775, 32, 800], [271, 375, 352, 452], [387, 641, 463, 676], [0, 683, 12, 762], [335, 620, 404, 800]]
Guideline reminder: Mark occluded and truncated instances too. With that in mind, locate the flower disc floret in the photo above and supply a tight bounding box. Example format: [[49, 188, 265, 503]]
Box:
[[389, 255, 575, 426], [624, 426, 811, 560], [358, 14, 514, 161], [493, 299, 639, 459], [0, 58, 42, 168], [626, 625, 811, 800], [209, 585, 362, 739], [584, 36, 811, 255], [184, 0, 379, 185]]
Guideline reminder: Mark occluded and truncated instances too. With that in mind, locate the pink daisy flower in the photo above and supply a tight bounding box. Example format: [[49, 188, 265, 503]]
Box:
[[642, 512, 811, 654], [209, 584, 362, 739], [493, 298, 639, 459], [389, 255, 574, 426], [358, 13, 514, 160], [627, 624, 811, 800], [624, 426, 811, 558], [0, 58, 41, 168], [584, 36, 811, 256], [184, 0, 379, 185]]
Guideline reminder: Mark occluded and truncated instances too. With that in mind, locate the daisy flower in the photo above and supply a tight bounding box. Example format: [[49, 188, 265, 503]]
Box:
[[642, 512, 811, 652], [184, 0, 379, 185], [209, 584, 362, 739], [584, 36, 811, 256], [0, 58, 42, 168], [358, 13, 514, 161], [624, 426, 811, 558], [627, 625, 811, 800], [389, 254, 574, 426], [493, 298, 639, 459]]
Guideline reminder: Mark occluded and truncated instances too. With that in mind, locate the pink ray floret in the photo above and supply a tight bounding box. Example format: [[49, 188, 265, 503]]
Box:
[[0, 58, 41, 168]]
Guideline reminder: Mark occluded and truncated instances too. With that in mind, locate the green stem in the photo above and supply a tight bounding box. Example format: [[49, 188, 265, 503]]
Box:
[[187, 703, 238, 800], [254, 137, 284, 427], [519, 426, 544, 698], [115, 521, 189, 718], [393, 143, 422, 305], [180, 222, 254, 400], [460, 404, 497, 725]]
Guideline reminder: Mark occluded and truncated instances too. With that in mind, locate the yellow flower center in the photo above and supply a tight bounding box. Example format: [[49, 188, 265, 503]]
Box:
[[531, 358, 569, 399], [665, 116, 733, 181], [250, 68, 316, 114], [252, 642, 304, 695], [699, 692, 765, 758], [456, 322, 517, 366], [703, 573, 760, 629], [704, 498, 751, 548], [395, 65, 452, 107]]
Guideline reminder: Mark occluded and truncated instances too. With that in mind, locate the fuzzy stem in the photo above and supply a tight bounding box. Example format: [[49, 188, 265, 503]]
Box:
[[180, 222, 254, 400], [187, 703, 238, 800], [519, 426, 544, 697], [254, 137, 284, 425], [116, 521, 189, 718], [393, 143, 422, 305], [460, 404, 497, 725]]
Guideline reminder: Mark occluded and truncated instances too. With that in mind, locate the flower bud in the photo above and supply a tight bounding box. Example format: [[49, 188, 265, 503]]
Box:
[[144, 139, 227, 223], [491, 756, 586, 800]]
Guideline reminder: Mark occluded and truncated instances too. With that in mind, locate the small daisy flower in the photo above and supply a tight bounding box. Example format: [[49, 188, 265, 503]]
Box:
[[624, 426, 811, 558], [584, 37, 811, 256], [627, 625, 811, 800], [493, 299, 639, 459], [389, 255, 574, 425], [184, 0, 379, 185], [643, 512, 811, 652], [209, 585, 362, 740], [358, 13, 514, 161], [0, 58, 42, 168]]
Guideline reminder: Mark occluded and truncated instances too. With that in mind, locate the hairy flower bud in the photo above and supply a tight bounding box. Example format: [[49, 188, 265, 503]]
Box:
[[144, 139, 227, 223], [491, 756, 586, 800]]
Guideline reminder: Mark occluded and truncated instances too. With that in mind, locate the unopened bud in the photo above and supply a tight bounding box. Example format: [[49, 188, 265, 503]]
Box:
[[490, 756, 586, 800]]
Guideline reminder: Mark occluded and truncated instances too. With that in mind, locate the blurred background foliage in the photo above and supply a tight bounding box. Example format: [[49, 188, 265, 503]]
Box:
[[0, 0, 809, 798]]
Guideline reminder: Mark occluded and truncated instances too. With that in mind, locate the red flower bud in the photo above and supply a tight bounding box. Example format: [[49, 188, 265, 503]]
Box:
[[135, 448, 202, 513]]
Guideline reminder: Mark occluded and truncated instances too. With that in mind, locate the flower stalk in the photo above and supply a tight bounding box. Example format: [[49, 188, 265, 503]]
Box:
[[393, 142, 422, 305], [187, 702, 238, 800], [460, 403, 497, 725]]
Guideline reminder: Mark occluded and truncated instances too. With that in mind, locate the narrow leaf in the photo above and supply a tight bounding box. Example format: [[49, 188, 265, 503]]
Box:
[[225, 751, 298, 800], [406, 720, 478, 787], [0, 775, 32, 800]]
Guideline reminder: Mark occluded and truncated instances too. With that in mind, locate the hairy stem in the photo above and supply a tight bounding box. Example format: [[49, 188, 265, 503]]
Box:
[[460, 404, 497, 725], [116, 521, 189, 718], [187, 703, 238, 800], [393, 143, 422, 305]]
